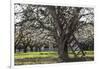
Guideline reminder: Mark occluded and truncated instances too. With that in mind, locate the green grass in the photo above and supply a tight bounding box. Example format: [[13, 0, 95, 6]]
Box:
[[68, 51, 94, 58], [15, 51, 94, 65], [15, 51, 58, 59], [15, 51, 94, 59]]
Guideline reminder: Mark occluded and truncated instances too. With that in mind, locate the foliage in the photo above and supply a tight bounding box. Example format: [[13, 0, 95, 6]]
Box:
[[14, 3, 94, 62]]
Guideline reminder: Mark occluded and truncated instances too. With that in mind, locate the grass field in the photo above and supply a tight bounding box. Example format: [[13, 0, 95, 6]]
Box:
[[15, 51, 94, 65]]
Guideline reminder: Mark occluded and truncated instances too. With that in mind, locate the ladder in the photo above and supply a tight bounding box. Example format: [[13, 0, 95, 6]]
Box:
[[68, 34, 86, 58]]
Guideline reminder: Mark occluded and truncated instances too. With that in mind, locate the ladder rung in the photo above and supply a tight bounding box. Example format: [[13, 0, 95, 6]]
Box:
[[76, 51, 81, 55], [74, 47, 79, 51], [71, 42, 77, 47]]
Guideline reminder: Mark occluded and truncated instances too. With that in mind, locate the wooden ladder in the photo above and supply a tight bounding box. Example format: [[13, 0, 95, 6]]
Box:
[[68, 35, 86, 58]]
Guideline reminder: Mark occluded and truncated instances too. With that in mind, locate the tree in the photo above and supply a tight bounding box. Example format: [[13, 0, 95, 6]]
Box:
[[14, 4, 94, 62]]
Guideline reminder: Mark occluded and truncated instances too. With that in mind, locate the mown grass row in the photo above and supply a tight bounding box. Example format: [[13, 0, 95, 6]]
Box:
[[15, 51, 58, 59], [15, 51, 94, 59]]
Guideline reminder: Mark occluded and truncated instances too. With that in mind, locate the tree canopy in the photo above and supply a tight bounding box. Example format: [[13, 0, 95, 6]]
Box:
[[14, 3, 94, 62]]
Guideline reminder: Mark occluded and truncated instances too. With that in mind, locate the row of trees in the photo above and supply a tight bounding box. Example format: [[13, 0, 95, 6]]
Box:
[[14, 3, 94, 62]]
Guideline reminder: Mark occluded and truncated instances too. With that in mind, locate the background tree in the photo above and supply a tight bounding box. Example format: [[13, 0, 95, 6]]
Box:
[[14, 4, 94, 62]]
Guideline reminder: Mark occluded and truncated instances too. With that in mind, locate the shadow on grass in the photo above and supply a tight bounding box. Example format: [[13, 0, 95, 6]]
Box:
[[15, 57, 94, 65]]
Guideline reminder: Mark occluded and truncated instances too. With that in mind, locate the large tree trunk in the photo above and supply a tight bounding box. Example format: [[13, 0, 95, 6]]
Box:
[[58, 40, 68, 62], [48, 6, 69, 62], [57, 34, 70, 62], [48, 6, 81, 62]]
